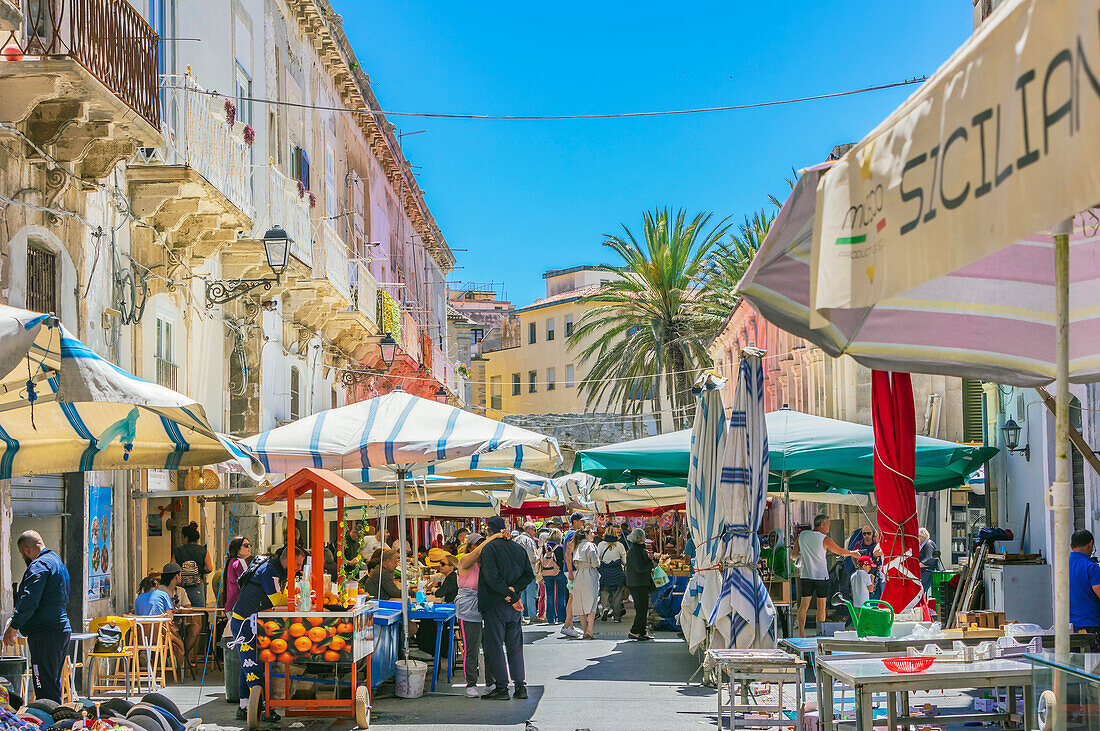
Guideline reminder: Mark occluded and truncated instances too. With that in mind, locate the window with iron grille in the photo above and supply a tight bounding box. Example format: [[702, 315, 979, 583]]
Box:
[[26, 246, 57, 314], [290, 366, 301, 420]]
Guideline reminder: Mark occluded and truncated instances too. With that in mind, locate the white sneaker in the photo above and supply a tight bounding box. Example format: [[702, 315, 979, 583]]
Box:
[[466, 686, 480, 697], [561, 626, 582, 638]]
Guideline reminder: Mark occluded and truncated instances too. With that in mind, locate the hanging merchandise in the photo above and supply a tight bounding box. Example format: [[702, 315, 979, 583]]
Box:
[[595, 514, 608, 528], [629, 517, 646, 531], [613, 515, 626, 525], [658, 511, 675, 530]]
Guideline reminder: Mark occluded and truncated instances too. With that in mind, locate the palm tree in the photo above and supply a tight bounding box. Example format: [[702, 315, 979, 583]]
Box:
[[701, 207, 775, 305], [569, 208, 732, 430]]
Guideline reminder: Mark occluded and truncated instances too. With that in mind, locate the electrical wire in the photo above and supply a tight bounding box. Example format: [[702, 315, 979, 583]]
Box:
[[162, 76, 928, 121]]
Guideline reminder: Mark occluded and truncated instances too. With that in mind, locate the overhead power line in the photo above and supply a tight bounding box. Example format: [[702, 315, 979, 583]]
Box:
[[163, 76, 928, 122]]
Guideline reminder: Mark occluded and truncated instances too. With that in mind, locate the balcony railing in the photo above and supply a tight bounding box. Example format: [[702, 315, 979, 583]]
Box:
[[351, 262, 378, 327], [316, 220, 352, 302], [141, 71, 254, 218], [4, 0, 160, 127], [155, 356, 177, 390], [254, 162, 311, 266]]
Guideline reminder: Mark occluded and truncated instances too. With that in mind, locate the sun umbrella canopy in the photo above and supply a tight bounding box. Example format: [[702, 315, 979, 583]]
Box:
[[0, 305, 260, 478], [737, 166, 1100, 387], [243, 389, 562, 475], [574, 408, 995, 493]]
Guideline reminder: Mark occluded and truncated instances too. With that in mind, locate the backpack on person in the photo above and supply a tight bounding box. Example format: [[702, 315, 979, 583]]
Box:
[[539, 544, 560, 577], [236, 556, 269, 590], [179, 560, 201, 587]]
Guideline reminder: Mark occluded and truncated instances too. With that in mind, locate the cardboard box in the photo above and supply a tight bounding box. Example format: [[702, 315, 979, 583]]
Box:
[[765, 579, 790, 604]]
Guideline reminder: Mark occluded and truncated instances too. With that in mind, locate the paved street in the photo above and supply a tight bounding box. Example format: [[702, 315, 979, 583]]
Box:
[[161, 621, 715, 730]]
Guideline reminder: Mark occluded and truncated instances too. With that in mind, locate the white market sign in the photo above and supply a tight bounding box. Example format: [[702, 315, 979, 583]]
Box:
[[811, 0, 1100, 317]]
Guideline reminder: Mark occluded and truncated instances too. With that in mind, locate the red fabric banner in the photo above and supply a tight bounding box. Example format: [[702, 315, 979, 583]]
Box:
[[871, 370, 926, 614]]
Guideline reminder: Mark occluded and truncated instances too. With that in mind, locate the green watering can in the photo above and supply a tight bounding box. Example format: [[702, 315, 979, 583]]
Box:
[[831, 593, 895, 637]]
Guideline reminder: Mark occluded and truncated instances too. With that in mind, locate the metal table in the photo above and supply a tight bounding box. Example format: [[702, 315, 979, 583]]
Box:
[[705, 648, 804, 729], [376, 600, 456, 692], [816, 655, 1033, 730], [816, 632, 1091, 656], [778, 636, 819, 681]]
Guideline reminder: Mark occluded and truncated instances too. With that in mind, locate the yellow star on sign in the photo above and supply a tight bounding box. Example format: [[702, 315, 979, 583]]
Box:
[[858, 141, 876, 182]]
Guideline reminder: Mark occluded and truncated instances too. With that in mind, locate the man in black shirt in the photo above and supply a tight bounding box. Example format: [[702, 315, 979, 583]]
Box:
[[478, 515, 534, 700]]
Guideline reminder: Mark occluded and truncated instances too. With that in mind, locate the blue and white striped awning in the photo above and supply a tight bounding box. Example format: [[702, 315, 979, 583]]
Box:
[[0, 304, 261, 479], [243, 389, 562, 477]]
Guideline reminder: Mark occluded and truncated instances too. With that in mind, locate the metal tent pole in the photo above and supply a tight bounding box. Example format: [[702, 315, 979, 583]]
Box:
[[1052, 219, 1072, 661], [784, 473, 793, 638], [397, 467, 410, 659]]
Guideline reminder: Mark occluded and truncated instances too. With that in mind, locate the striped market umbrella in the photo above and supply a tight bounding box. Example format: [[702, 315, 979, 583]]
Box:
[[679, 371, 731, 651], [737, 167, 1100, 388], [242, 389, 561, 654], [712, 349, 775, 648], [0, 305, 260, 478]]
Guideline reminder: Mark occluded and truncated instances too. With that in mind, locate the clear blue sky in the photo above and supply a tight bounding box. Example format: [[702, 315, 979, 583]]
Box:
[[333, 1, 972, 305]]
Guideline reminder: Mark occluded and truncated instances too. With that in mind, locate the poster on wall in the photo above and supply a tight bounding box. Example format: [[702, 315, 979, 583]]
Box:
[[88, 483, 112, 601], [148, 513, 162, 537]]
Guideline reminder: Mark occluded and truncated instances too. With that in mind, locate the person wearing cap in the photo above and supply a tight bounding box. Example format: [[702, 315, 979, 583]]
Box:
[[560, 512, 586, 638], [478, 515, 534, 700], [625, 528, 656, 640], [513, 522, 539, 624], [850, 555, 876, 609], [133, 563, 187, 664], [456, 531, 498, 696], [230, 544, 306, 724], [3, 531, 70, 702]]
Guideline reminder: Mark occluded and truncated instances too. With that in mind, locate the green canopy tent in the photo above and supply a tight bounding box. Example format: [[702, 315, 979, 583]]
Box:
[[573, 407, 996, 494]]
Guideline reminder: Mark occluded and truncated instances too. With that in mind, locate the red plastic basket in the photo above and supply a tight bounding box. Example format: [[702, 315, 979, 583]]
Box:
[[882, 656, 934, 674]]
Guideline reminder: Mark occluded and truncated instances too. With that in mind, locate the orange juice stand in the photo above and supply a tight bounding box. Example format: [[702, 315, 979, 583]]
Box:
[[254, 468, 375, 728]]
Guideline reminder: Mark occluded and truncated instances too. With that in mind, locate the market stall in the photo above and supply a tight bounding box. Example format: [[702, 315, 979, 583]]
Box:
[[253, 468, 375, 728]]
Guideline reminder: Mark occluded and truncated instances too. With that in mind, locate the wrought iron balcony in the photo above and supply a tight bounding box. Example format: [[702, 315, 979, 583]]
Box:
[[154, 356, 177, 390], [316, 220, 352, 303], [0, 0, 160, 134], [128, 71, 254, 262], [0, 0, 21, 33], [253, 162, 312, 267]]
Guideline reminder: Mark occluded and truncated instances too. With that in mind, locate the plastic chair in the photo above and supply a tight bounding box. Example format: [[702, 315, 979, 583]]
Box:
[[87, 616, 133, 697]]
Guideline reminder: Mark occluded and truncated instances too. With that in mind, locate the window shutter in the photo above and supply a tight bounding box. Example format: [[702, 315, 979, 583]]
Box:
[[961, 378, 984, 443]]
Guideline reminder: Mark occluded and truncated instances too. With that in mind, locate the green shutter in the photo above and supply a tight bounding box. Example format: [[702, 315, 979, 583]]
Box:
[[961, 378, 984, 443]]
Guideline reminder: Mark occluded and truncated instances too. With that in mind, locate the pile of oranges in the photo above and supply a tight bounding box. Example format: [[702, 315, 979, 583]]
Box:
[[256, 615, 355, 664]]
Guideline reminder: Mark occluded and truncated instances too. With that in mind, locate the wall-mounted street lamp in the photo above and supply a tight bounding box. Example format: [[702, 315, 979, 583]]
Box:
[[205, 226, 292, 308], [379, 332, 398, 366], [433, 386, 448, 404], [1000, 417, 1030, 461], [339, 333, 400, 386]]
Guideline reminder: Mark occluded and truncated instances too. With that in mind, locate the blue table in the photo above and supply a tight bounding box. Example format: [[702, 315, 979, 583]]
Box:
[[376, 601, 457, 692], [367, 605, 401, 689]]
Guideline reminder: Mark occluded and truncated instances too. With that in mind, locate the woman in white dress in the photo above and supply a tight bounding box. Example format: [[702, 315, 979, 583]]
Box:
[[571, 528, 600, 639]]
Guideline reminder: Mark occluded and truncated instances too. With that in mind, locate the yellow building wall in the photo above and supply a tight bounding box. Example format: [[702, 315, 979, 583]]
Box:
[[483, 299, 595, 416]]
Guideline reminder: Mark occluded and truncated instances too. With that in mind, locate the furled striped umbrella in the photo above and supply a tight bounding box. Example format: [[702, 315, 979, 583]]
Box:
[[0, 305, 260, 478], [711, 349, 775, 648], [679, 371, 731, 651]]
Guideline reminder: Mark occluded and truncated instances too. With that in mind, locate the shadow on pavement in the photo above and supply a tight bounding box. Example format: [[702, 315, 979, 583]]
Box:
[[370, 685, 542, 726], [555, 638, 699, 684]]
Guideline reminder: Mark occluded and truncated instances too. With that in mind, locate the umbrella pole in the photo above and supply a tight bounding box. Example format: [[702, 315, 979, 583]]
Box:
[[1052, 219, 1072, 660], [784, 474, 793, 638], [397, 468, 411, 660]]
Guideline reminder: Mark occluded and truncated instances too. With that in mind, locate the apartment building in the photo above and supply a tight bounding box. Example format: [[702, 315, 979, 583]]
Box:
[[0, 0, 456, 618]]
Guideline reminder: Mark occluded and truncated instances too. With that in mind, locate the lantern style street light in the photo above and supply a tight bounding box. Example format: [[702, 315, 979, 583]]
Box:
[[379, 332, 398, 366], [1000, 417, 1030, 461], [205, 226, 293, 308], [433, 386, 448, 404]]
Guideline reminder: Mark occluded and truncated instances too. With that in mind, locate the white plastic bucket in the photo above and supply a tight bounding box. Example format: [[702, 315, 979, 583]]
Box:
[[395, 659, 428, 698]]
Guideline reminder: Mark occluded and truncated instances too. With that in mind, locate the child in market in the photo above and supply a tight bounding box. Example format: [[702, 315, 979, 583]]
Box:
[[850, 555, 875, 610]]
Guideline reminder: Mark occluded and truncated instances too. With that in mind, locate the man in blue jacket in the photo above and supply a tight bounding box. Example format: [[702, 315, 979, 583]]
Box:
[[3, 531, 70, 702]]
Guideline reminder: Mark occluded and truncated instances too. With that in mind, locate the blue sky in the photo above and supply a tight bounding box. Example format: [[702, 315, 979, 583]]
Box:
[[333, 1, 973, 305]]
